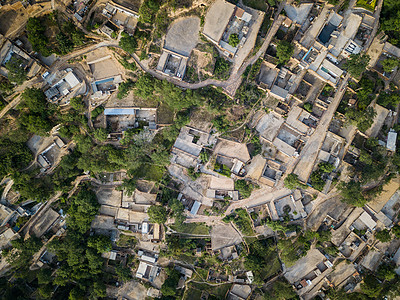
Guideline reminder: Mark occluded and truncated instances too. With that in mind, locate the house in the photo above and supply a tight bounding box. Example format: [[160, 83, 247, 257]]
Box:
[[213, 138, 251, 175], [0, 228, 19, 249], [44, 70, 81, 102], [227, 284, 252, 300], [202, 0, 260, 58], [0, 38, 43, 80], [103, 107, 157, 136], [268, 190, 306, 221]]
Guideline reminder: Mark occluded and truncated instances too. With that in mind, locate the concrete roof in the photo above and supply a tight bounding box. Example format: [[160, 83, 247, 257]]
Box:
[[358, 211, 376, 230], [284, 249, 326, 283], [203, 0, 236, 43], [91, 215, 117, 230], [361, 250, 383, 271], [286, 106, 310, 135], [255, 112, 284, 142], [245, 154, 267, 181], [214, 139, 251, 163], [190, 201, 201, 215]]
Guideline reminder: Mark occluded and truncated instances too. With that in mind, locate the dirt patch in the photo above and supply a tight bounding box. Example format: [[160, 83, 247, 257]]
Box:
[[0, 9, 18, 35], [188, 107, 214, 132]]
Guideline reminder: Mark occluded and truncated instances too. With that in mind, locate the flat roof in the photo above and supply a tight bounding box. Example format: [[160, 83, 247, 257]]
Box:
[[190, 201, 201, 215], [64, 71, 80, 88], [387, 131, 397, 152], [203, 0, 236, 43]]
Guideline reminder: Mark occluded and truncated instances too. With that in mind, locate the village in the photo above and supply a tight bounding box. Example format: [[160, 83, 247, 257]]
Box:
[[0, 0, 399, 298]]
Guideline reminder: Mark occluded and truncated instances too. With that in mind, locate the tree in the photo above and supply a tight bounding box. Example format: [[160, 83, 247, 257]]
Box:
[[375, 229, 391, 243], [361, 276, 383, 298], [338, 180, 367, 207], [345, 106, 376, 132], [70, 96, 85, 112], [148, 205, 167, 224], [67, 187, 100, 233], [5, 57, 27, 85], [276, 40, 294, 65], [26, 17, 51, 57], [271, 280, 297, 299], [56, 32, 74, 54], [161, 268, 180, 297], [21, 88, 48, 114], [37, 268, 53, 285], [93, 128, 108, 141], [119, 32, 138, 53], [228, 34, 240, 47], [344, 53, 370, 78], [319, 162, 334, 173], [377, 263, 396, 281], [115, 263, 132, 282], [134, 74, 155, 100], [392, 224, 400, 238], [377, 91, 400, 109], [139, 0, 160, 23], [235, 180, 254, 199], [382, 57, 400, 73], [284, 173, 306, 189], [87, 235, 112, 253], [303, 102, 313, 113]]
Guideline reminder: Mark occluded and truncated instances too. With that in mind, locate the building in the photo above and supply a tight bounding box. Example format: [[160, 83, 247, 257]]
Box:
[[44, 70, 81, 102], [101, 107, 157, 139], [203, 0, 254, 58]]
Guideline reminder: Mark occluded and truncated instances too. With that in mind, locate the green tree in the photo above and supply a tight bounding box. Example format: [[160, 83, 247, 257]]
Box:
[[139, 0, 160, 23], [37, 268, 53, 285], [338, 180, 366, 207], [93, 128, 108, 141], [392, 224, 400, 238], [119, 32, 138, 53], [228, 34, 240, 47], [70, 96, 85, 112], [148, 205, 167, 224], [344, 53, 370, 78], [345, 106, 376, 132], [5, 57, 27, 85], [87, 235, 112, 253], [270, 280, 297, 300], [360, 276, 383, 298], [161, 268, 180, 297], [67, 187, 100, 233], [276, 40, 294, 65], [375, 229, 391, 243], [235, 179, 254, 199], [382, 57, 400, 73], [377, 263, 396, 281], [115, 263, 132, 282], [284, 173, 306, 189], [56, 32, 74, 54], [26, 17, 51, 56], [134, 73, 155, 100]]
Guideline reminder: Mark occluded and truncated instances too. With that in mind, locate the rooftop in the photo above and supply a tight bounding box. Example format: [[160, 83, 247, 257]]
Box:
[[203, 0, 236, 43]]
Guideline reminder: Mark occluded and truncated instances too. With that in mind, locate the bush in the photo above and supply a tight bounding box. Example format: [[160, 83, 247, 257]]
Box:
[[303, 102, 313, 113], [119, 32, 138, 53], [228, 34, 240, 47], [214, 57, 231, 80]]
